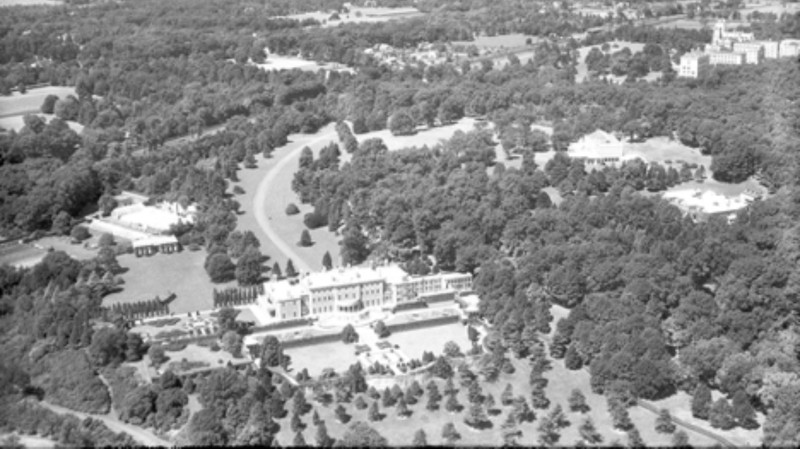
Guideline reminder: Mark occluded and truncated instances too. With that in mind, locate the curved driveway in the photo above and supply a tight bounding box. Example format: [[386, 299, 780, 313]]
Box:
[[252, 128, 339, 274]]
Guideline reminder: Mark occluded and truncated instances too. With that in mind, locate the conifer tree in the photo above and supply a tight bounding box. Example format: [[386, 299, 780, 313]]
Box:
[[691, 383, 712, 420], [286, 259, 297, 277], [579, 417, 603, 444], [412, 429, 427, 446], [293, 430, 306, 446], [568, 388, 590, 413], [446, 393, 461, 413], [655, 408, 676, 433], [368, 401, 381, 421]]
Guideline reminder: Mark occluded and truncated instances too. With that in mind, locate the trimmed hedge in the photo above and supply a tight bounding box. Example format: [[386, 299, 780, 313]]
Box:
[[249, 318, 313, 334], [392, 301, 428, 313], [386, 314, 460, 334]]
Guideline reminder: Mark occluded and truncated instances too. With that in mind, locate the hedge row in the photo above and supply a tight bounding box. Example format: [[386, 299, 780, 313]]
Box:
[[386, 314, 460, 334], [249, 317, 313, 334]]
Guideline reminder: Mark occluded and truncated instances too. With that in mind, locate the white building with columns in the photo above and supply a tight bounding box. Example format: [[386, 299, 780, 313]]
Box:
[[260, 263, 473, 322]]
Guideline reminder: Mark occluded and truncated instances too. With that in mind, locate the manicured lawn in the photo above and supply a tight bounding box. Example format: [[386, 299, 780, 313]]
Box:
[[0, 86, 76, 117], [0, 113, 84, 133], [285, 341, 358, 378], [452, 33, 533, 49], [104, 250, 236, 314], [386, 322, 473, 360], [0, 434, 58, 448], [252, 56, 353, 74], [0, 243, 46, 268], [36, 236, 99, 261], [623, 136, 711, 168], [279, 6, 423, 28]]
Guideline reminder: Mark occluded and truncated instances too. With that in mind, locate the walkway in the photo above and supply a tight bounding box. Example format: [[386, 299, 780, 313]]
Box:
[[39, 401, 172, 447]]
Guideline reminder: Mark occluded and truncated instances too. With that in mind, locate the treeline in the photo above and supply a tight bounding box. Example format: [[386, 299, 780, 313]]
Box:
[[0, 251, 150, 416], [0, 396, 137, 447], [105, 299, 170, 320], [212, 284, 264, 309]]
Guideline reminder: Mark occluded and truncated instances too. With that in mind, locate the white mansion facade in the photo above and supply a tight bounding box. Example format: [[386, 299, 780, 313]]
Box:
[[260, 263, 473, 321]]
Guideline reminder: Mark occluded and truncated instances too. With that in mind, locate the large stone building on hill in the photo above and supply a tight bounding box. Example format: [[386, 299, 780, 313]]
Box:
[[678, 20, 797, 78]]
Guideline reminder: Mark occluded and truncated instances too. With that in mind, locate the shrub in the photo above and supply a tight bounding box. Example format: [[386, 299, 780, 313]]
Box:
[[303, 211, 327, 229], [163, 341, 188, 352], [71, 225, 91, 242], [285, 203, 300, 215]]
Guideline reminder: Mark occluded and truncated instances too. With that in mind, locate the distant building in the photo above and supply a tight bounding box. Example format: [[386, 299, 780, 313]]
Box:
[[711, 19, 754, 49], [779, 39, 800, 58], [663, 189, 754, 223], [260, 263, 472, 322], [697, 20, 797, 71], [707, 50, 746, 66], [678, 52, 709, 78], [732, 42, 764, 64], [568, 130, 625, 166], [108, 201, 196, 235], [760, 41, 780, 59], [132, 235, 180, 257]]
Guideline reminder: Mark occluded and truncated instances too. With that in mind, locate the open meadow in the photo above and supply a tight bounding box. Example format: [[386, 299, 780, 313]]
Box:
[[739, 0, 800, 15], [0, 433, 58, 448], [386, 322, 472, 361], [0, 235, 99, 268], [252, 55, 354, 74], [0, 86, 76, 117], [279, 6, 423, 28], [0, 113, 84, 134], [0, 243, 46, 268], [452, 33, 535, 49], [104, 250, 236, 315], [0, 0, 59, 5]]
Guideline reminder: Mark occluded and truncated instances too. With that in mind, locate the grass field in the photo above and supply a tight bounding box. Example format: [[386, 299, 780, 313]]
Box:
[[286, 341, 357, 378], [453, 33, 534, 49], [280, 6, 423, 28], [0, 0, 59, 4], [0, 242, 47, 268], [252, 56, 354, 74], [387, 322, 472, 361], [0, 86, 76, 118], [0, 113, 84, 134], [654, 18, 709, 30], [739, 0, 800, 15], [104, 250, 236, 315], [0, 433, 57, 448]]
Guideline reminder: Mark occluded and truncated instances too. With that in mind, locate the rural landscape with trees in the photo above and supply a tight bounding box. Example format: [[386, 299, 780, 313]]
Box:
[[1, 0, 800, 447]]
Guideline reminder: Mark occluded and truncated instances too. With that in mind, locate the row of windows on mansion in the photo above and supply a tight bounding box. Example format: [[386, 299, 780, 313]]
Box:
[[260, 263, 473, 321]]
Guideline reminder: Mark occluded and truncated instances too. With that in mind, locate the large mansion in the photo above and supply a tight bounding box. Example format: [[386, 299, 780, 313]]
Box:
[[260, 263, 473, 322]]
